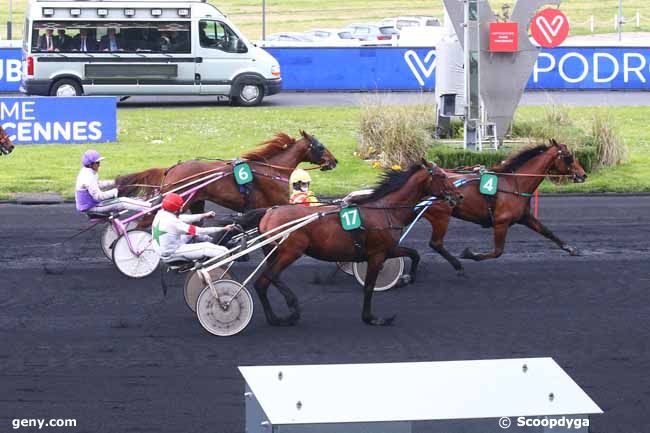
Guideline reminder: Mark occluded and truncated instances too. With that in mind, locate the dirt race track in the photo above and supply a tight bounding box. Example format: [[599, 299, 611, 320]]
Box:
[[1, 195, 649, 433]]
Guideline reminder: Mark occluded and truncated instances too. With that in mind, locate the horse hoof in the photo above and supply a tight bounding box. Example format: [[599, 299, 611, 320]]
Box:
[[460, 248, 474, 260], [396, 275, 412, 287], [365, 315, 396, 326], [568, 247, 581, 256], [456, 268, 466, 278]]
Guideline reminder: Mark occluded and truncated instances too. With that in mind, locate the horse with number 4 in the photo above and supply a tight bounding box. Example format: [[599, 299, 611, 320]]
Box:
[[105, 131, 338, 279], [424, 139, 588, 274], [0, 125, 15, 156]]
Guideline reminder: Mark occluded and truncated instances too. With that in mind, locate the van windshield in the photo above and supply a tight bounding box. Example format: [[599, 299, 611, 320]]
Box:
[[31, 21, 191, 54]]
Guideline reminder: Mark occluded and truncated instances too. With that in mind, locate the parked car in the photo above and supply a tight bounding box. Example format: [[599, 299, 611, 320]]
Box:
[[379, 16, 441, 30], [304, 28, 358, 46], [344, 23, 397, 45], [257, 32, 315, 47]]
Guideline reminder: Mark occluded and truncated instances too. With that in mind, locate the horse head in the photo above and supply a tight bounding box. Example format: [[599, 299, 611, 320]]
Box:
[[299, 130, 338, 171], [0, 125, 15, 156], [548, 139, 587, 183], [422, 160, 463, 207]]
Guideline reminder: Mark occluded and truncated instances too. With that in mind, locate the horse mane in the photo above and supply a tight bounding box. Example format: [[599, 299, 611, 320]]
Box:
[[354, 164, 423, 204], [491, 144, 550, 173], [241, 133, 296, 161]]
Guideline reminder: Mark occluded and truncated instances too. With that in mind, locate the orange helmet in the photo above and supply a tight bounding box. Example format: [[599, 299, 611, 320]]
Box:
[[162, 193, 184, 212]]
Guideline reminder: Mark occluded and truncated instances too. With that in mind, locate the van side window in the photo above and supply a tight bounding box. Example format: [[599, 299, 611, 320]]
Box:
[[199, 20, 247, 53], [30, 21, 191, 54]]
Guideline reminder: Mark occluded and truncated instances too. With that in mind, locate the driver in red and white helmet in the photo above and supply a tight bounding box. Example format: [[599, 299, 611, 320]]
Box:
[[152, 193, 235, 262]]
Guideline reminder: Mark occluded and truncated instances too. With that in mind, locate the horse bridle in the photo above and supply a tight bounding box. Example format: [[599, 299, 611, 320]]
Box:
[[308, 136, 325, 161]]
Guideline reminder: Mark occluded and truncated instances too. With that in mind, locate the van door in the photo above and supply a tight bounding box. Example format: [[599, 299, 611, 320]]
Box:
[[194, 19, 252, 95]]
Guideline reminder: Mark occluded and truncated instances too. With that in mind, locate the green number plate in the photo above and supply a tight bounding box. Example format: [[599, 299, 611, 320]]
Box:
[[234, 163, 253, 185], [340, 207, 362, 231], [479, 173, 498, 196]]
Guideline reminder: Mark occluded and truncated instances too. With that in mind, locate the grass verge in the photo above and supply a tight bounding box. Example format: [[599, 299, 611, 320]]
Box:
[[1, 104, 649, 199]]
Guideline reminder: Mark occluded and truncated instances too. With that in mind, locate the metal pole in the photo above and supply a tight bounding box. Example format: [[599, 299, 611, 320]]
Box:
[[262, 0, 266, 40], [618, 0, 622, 41], [7, 0, 13, 40]]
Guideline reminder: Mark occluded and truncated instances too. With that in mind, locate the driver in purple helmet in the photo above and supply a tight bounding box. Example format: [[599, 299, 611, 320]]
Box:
[[75, 149, 152, 214]]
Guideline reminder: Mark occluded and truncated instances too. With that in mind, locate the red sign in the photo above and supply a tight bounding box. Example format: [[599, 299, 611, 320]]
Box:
[[489, 22, 518, 52], [530, 8, 570, 48]]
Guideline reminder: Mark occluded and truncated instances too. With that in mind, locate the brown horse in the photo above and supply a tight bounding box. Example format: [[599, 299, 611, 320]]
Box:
[[425, 139, 587, 274], [115, 130, 338, 226], [0, 125, 15, 156], [250, 161, 462, 327]]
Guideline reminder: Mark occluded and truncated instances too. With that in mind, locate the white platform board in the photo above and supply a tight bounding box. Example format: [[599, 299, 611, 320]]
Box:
[[239, 357, 602, 425]]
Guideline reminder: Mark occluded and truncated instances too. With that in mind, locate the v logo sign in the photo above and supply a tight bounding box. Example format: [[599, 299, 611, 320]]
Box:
[[535, 15, 565, 45], [404, 50, 437, 86]]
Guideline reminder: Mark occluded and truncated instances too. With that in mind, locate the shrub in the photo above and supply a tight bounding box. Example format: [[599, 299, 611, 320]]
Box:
[[585, 110, 628, 168], [358, 98, 436, 168]]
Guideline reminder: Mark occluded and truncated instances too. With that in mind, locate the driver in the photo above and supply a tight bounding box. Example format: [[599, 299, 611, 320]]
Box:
[[152, 192, 235, 262], [75, 150, 152, 214], [289, 169, 318, 206]]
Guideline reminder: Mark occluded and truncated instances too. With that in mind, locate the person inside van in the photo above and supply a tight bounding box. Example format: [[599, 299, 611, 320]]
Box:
[[100, 28, 123, 52], [36, 29, 56, 52], [72, 28, 98, 52], [199, 21, 212, 47], [55, 29, 71, 51]]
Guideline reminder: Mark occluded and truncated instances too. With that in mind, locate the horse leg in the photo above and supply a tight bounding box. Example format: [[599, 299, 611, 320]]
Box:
[[387, 246, 419, 286], [461, 222, 508, 261], [519, 213, 580, 256], [253, 248, 303, 326], [426, 212, 464, 276], [362, 255, 396, 326]]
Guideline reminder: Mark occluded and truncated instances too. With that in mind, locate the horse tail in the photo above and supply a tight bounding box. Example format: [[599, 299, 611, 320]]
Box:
[[235, 208, 268, 231], [115, 167, 165, 197]]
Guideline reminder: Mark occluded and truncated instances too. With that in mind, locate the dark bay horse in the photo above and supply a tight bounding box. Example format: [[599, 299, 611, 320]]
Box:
[[0, 125, 15, 155], [115, 130, 338, 226], [425, 139, 587, 274], [251, 162, 462, 327]]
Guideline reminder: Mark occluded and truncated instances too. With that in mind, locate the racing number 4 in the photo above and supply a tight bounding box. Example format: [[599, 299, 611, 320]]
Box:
[[480, 174, 498, 196]]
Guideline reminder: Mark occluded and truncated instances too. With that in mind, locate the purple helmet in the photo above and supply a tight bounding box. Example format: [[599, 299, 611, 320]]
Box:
[[82, 150, 105, 166]]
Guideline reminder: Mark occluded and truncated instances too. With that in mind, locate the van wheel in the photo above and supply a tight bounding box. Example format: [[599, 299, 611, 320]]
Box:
[[232, 83, 264, 107], [50, 79, 82, 97]]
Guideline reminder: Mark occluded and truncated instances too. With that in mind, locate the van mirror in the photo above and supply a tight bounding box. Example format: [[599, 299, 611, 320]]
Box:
[[236, 40, 248, 53]]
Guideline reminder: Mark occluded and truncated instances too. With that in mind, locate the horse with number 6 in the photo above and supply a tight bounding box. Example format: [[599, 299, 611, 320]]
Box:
[[424, 139, 587, 275], [0, 125, 15, 156], [246, 160, 462, 327]]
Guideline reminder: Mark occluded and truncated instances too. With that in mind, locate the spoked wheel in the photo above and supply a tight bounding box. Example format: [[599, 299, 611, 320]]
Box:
[[352, 257, 405, 292], [111, 229, 160, 278], [336, 262, 354, 276], [184, 266, 234, 313], [196, 279, 253, 336], [100, 222, 136, 262]]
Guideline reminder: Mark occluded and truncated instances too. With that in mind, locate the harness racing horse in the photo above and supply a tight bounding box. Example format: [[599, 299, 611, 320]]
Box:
[[250, 161, 462, 327], [424, 139, 587, 273], [0, 125, 15, 156], [115, 130, 338, 227]]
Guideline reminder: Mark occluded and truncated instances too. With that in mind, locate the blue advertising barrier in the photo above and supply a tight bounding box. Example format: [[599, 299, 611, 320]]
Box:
[[0, 97, 117, 144], [3, 46, 650, 92], [0, 47, 22, 92]]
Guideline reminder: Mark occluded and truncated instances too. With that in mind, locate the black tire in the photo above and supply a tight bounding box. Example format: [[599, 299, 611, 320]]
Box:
[[50, 78, 83, 97], [231, 83, 264, 107]]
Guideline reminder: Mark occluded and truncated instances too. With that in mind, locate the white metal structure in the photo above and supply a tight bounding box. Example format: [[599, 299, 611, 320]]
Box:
[[21, 0, 281, 105], [240, 358, 602, 433]]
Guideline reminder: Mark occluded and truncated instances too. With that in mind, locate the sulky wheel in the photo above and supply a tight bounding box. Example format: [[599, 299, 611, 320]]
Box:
[[184, 266, 234, 313], [352, 257, 405, 292], [336, 262, 354, 276], [111, 229, 160, 279], [100, 221, 136, 262], [196, 279, 253, 336]]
